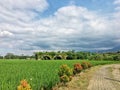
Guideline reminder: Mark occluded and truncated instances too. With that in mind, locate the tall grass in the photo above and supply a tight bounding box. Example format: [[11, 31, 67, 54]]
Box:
[[0, 60, 119, 90]]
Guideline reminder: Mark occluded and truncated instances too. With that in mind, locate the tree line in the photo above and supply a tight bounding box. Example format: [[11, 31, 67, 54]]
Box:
[[35, 50, 120, 61], [0, 53, 34, 59], [0, 50, 120, 61]]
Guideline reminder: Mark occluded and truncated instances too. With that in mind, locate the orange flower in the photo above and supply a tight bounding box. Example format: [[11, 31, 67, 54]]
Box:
[[73, 63, 83, 75], [17, 79, 32, 90], [20, 80, 28, 88]]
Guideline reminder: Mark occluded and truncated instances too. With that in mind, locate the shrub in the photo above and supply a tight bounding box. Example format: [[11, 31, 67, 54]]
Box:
[[113, 55, 120, 61], [58, 64, 73, 84], [103, 56, 113, 61], [17, 79, 32, 90], [86, 62, 92, 68], [73, 63, 83, 75], [60, 75, 70, 84], [66, 55, 74, 60], [58, 64, 73, 77], [81, 62, 88, 69]]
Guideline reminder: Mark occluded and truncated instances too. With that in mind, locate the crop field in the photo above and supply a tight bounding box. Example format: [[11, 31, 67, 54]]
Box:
[[0, 60, 119, 90]]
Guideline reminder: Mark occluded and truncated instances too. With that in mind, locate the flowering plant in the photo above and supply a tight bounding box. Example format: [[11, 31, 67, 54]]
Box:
[[73, 63, 83, 75], [17, 79, 32, 90], [81, 62, 89, 69], [58, 64, 73, 84], [87, 62, 92, 68]]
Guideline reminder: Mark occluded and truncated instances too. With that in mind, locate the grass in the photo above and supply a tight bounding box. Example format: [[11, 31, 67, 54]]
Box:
[[0, 59, 119, 90]]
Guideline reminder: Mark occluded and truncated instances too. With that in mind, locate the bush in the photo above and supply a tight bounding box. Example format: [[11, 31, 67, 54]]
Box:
[[17, 79, 32, 90], [58, 64, 73, 84], [103, 56, 113, 61], [81, 62, 88, 69], [113, 55, 120, 61], [86, 62, 92, 68], [60, 75, 70, 84], [66, 55, 74, 60], [73, 63, 83, 75]]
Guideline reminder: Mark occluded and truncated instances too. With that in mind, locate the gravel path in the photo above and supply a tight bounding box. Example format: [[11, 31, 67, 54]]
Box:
[[87, 64, 120, 90]]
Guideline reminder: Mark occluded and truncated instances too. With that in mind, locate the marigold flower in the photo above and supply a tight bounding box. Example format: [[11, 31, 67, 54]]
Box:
[[17, 79, 32, 90]]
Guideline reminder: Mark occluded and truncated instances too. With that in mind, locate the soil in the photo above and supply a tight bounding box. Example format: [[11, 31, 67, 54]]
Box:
[[87, 64, 120, 90]]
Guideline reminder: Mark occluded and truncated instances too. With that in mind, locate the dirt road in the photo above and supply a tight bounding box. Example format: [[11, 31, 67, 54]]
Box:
[[87, 64, 120, 90]]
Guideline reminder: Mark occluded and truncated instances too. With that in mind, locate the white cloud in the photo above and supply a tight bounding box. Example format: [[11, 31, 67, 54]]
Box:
[[113, 0, 120, 32], [0, 0, 48, 12], [114, 0, 120, 11], [0, 0, 48, 23], [0, 1, 120, 54], [53, 6, 109, 38], [0, 31, 13, 37], [114, 0, 120, 5]]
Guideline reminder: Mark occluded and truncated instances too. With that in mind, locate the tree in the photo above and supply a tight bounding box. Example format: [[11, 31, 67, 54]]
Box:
[[35, 53, 39, 60], [113, 55, 120, 61], [0, 55, 3, 59], [4, 53, 15, 59]]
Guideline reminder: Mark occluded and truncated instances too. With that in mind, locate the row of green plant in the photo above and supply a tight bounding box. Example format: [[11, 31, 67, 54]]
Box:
[[58, 61, 92, 84], [17, 61, 92, 90]]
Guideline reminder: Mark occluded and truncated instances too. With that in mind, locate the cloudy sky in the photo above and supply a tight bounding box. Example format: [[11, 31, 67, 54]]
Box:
[[0, 0, 120, 55]]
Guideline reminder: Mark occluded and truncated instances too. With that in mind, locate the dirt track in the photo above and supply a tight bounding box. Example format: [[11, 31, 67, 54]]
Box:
[[87, 64, 120, 90]]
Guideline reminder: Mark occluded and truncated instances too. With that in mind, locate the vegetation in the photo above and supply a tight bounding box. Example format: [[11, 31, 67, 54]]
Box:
[[0, 50, 120, 61], [17, 79, 32, 90], [34, 50, 120, 61], [0, 53, 34, 59], [58, 64, 73, 84], [0, 60, 119, 90], [81, 62, 89, 69], [73, 63, 83, 75]]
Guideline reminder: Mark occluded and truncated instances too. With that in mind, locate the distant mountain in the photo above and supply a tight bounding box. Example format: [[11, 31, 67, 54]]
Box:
[[97, 45, 120, 53], [110, 46, 120, 51]]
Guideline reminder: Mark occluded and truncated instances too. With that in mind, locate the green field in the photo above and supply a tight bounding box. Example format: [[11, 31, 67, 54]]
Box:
[[0, 60, 119, 90]]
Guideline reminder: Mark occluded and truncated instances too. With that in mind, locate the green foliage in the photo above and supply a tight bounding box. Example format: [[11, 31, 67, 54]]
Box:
[[4, 53, 16, 59], [35, 53, 38, 60], [80, 62, 92, 70], [103, 56, 113, 61], [113, 55, 120, 61], [58, 64, 73, 84], [89, 54, 103, 60], [86, 62, 92, 68], [76, 54, 84, 59], [0, 55, 3, 59], [60, 75, 71, 84], [66, 55, 74, 60], [58, 64, 73, 77], [81, 62, 89, 69], [2, 50, 120, 61]]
